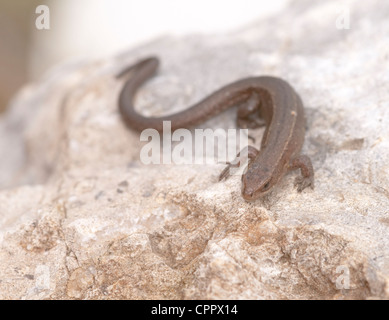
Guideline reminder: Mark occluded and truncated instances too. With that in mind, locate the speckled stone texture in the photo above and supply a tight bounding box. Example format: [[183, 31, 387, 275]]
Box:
[[0, 0, 388, 299]]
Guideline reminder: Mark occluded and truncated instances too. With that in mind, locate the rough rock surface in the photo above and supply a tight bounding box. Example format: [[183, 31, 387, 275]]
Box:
[[0, 0, 389, 299]]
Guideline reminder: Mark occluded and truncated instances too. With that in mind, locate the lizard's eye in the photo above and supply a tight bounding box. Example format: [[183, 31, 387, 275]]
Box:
[[263, 182, 270, 190]]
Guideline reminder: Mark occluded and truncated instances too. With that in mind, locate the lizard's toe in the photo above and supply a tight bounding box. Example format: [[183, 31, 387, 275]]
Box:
[[294, 175, 314, 192]]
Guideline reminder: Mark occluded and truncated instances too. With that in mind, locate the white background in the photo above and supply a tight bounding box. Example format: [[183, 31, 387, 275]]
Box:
[[29, 0, 289, 78]]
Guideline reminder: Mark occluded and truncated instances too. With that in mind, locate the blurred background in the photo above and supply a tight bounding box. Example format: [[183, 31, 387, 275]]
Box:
[[0, 0, 289, 113]]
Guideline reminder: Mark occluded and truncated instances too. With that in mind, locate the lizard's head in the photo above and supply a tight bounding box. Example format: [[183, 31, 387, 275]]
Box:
[[241, 163, 276, 201]]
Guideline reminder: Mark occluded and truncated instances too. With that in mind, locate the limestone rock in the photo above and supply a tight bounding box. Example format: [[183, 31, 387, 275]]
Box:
[[0, 0, 388, 299]]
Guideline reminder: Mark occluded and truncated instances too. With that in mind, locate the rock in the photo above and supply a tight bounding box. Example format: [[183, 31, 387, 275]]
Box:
[[0, 0, 388, 299]]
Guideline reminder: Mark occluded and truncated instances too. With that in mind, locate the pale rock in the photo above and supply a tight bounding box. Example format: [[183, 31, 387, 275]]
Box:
[[0, 0, 388, 299]]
